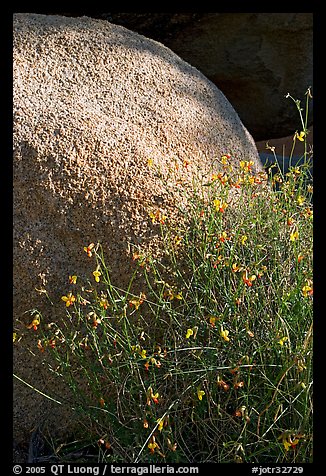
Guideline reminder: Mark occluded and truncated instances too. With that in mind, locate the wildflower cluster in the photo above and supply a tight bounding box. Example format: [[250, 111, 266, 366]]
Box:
[[22, 90, 312, 464]]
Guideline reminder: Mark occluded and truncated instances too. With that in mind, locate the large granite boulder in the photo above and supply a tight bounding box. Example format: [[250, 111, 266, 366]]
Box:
[[13, 13, 263, 458], [93, 12, 313, 140]]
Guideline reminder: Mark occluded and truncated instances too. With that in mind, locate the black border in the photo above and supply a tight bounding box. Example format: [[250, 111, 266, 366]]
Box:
[[8, 6, 320, 474]]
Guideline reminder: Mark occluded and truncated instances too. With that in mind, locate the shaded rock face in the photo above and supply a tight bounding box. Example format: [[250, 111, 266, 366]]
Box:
[[13, 13, 262, 454], [92, 12, 313, 140]]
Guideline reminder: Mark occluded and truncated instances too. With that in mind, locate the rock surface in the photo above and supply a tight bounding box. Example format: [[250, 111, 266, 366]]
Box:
[[92, 12, 313, 140], [13, 13, 263, 458]]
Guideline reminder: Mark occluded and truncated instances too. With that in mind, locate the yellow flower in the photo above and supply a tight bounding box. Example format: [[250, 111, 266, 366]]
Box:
[[283, 439, 292, 451], [93, 267, 101, 283], [13, 332, 17, 342], [220, 326, 230, 342], [174, 235, 182, 246], [164, 287, 183, 300], [302, 283, 313, 297], [297, 195, 305, 206], [140, 349, 147, 359], [290, 229, 299, 242], [232, 263, 241, 272], [61, 292, 76, 307], [221, 154, 231, 164], [197, 388, 205, 400], [295, 131, 306, 142], [186, 328, 194, 339], [69, 275, 77, 284], [278, 336, 289, 346], [240, 160, 254, 172], [147, 158, 153, 167], [157, 417, 164, 432], [240, 235, 248, 245]]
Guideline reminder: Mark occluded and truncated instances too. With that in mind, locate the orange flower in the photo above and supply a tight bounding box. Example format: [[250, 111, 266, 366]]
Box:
[[219, 231, 229, 243], [27, 317, 40, 331], [167, 438, 177, 452], [129, 292, 146, 310], [240, 160, 254, 172], [217, 377, 230, 392], [149, 210, 166, 225], [48, 338, 56, 349], [214, 199, 228, 213], [152, 393, 159, 404], [303, 207, 313, 219], [99, 296, 109, 309], [209, 315, 217, 327], [146, 386, 160, 405], [37, 339, 45, 352], [99, 398, 105, 408], [230, 367, 239, 375], [92, 317, 102, 328], [84, 243, 95, 257], [234, 406, 249, 421], [212, 172, 228, 185], [148, 436, 159, 454], [280, 431, 302, 451], [242, 272, 256, 287]]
